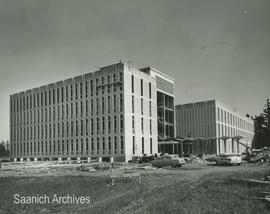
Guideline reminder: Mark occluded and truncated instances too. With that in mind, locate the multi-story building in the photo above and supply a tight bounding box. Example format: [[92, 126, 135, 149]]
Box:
[[10, 62, 174, 162], [175, 100, 254, 155]]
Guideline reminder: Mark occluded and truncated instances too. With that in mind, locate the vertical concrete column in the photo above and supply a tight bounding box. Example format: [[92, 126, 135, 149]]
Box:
[[218, 139, 221, 154], [181, 141, 184, 155], [14, 158, 17, 162], [172, 144, 174, 154], [231, 139, 234, 153], [224, 140, 227, 153], [237, 140, 240, 154], [98, 157, 102, 162], [34, 157, 38, 162], [110, 157, 114, 163], [87, 157, 91, 163]]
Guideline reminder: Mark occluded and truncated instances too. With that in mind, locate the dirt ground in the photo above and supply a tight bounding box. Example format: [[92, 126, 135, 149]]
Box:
[[0, 162, 269, 214]]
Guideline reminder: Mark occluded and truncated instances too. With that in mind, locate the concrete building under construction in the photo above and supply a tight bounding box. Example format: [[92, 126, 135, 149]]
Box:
[[172, 100, 254, 155], [9, 62, 176, 162]]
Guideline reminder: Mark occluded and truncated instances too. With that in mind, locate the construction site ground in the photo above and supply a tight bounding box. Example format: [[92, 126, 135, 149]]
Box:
[[0, 161, 269, 214]]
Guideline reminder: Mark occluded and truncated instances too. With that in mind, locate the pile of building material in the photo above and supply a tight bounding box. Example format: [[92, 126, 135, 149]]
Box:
[[184, 155, 205, 164], [244, 147, 270, 163]]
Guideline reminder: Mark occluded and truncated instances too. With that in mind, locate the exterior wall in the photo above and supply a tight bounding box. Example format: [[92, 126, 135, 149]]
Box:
[[123, 64, 158, 161], [215, 101, 254, 154], [9, 62, 161, 162], [175, 100, 254, 155], [10, 63, 125, 161], [176, 100, 216, 138], [140, 67, 175, 140]]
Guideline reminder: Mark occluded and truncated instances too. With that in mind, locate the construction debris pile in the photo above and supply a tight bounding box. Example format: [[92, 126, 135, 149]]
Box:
[[184, 155, 205, 164], [243, 147, 270, 163]]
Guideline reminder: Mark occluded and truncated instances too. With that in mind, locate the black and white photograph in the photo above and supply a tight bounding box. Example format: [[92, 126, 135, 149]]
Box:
[[0, 0, 270, 213]]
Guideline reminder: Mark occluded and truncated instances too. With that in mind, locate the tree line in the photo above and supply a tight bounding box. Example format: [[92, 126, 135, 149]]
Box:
[[251, 99, 270, 149]]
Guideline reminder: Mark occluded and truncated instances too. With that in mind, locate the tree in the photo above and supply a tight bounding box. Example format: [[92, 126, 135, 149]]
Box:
[[252, 99, 270, 148], [0, 143, 9, 157]]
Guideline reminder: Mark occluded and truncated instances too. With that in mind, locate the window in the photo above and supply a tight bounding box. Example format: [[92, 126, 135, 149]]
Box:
[[108, 137, 111, 153], [132, 95, 134, 113], [85, 138, 88, 154], [142, 137, 144, 154], [91, 99, 93, 115], [75, 84, 78, 99], [86, 119, 89, 135], [102, 117, 105, 134], [102, 137, 105, 154], [85, 81, 88, 98], [150, 138, 152, 154], [75, 102, 78, 117], [120, 72, 123, 81], [81, 120, 83, 136], [132, 136, 135, 154], [150, 119, 152, 135], [61, 87, 64, 102], [91, 138, 94, 154], [86, 100, 89, 116], [91, 118, 94, 135], [141, 98, 143, 115], [97, 138, 100, 153], [37, 93, 40, 107], [120, 115, 124, 133], [102, 97, 105, 114], [41, 93, 43, 107], [114, 136, 117, 154], [108, 116, 111, 134], [70, 85, 73, 101], [81, 139, 84, 154], [141, 118, 144, 134], [149, 83, 151, 99], [80, 101, 83, 117], [108, 96, 111, 113], [120, 94, 123, 112], [66, 86, 69, 102], [132, 116, 135, 133], [71, 139, 74, 153], [76, 120, 78, 136], [149, 101, 152, 117], [113, 95, 117, 113], [76, 139, 79, 154], [140, 79, 143, 96], [90, 80, 93, 96], [80, 82, 83, 99], [96, 98, 99, 115], [131, 75, 134, 93], [114, 115, 117, 133], [120, 136, 124, 154], [57, 88, 60, 103], [96, 78, 99, 95], [96, 118, 100, 134]]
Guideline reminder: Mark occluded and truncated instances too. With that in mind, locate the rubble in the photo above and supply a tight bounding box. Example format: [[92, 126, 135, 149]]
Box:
[[244, 147, 270, 163]]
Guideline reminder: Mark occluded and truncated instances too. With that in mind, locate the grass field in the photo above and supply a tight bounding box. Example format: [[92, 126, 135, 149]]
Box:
[[0, 163, 269, 214]]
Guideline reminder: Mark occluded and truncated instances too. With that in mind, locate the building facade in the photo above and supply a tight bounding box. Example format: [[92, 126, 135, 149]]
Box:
[[10, 62, 177, 162], [175, 100, 254, 155], [140, 67, 175, 141]]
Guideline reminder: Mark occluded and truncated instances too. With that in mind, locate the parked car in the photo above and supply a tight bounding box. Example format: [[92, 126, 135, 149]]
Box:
[[150, 154, 186, 168], [141, 154, 155, 163], [216, 154, 242, 166], [128, 156, 143, 164]]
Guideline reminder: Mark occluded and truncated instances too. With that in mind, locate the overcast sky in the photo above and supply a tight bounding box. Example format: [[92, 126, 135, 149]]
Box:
[[0, 0, 269, 141]]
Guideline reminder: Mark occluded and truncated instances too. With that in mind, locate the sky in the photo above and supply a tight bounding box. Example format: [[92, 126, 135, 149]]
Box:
[[0, 0, 269, 141]]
